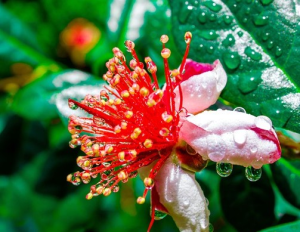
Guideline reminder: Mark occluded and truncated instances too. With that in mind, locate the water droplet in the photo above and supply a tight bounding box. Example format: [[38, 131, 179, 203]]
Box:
[[260, 0, 274, 5], [245, 166, 262, 181], [198, 12, 206, 24], [222, 34, 235, 47], [244, 47, 262, 61], [209, 13, 217, 21], [275, 46, 282, 57], [207, 45, 215, 54], [186, 144, 197, 155], [243, 18, 248, 23], [198, 43, 205, 52], [267, 40, 274, 49], [237, 31, 244, 37], [204, 1, 222, 12], [246, 0, 252, 3], [68, 101, 78, 110], [179, 4, 194, 23], [216, 162, 233, 177], [69, 141, 78, 148], [154, 210, 168, 220], [199, 30, 218, 40], [209, 223, 214, 232], [250, 146, 258, 154], [233, 107, 246, 113], [208, 152, 224, 162], [224, 15, 233, 24], [238, 73, 262, 94], [254, 13, 269, 26], [183, 199, 190, 208], [262, 32, 270, 41], [254, 115, 272, 130], [245, 7, 251, 14], [223, 52, 241, 69], [233, 130, 247, 146]]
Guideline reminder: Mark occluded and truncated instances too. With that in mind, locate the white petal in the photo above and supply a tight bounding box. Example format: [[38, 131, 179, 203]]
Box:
[[155, 156, 210, 232], [174, 60, 227, 114], [180, 110, 281, 168]]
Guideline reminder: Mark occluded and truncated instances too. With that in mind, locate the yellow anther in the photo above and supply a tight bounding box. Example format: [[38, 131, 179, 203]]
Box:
[[114, 98, 122, 105], [118, 171, 129, 180], [160, 35, 169, 43], [147, 99, 156, 107], [159, 128, 170, 136], [86, 192, 93, 200], [106, 146, 113, 154], [143, 139, 153, 148], [118, 151, 125, 161], [144, 177, 154, 188], [83, 160, 91, 167], [162, 112, 173, 123], [96, 186, 104, 194], [132, 83, 140, 92], [121, 122, 127, 130], [125, 111, 133, 119], [66, 174, 72, 182], [145, 57, 152, 63], [131, 72, 138, 79], [103, 188, 112, 196], [108, 99, 114, 105], [129, 87, 135, 95], [140, 87, 149, 97], [114, 125, 121, 133], [184, 31, 192, 44], [137, 196, 145, 204], [161, 48, 171, 59], [121, 90, 130, 98], [171, 69, 180, 77]]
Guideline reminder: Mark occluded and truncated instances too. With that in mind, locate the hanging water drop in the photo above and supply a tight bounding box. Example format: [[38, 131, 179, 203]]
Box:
[[245, 166, 262, 181], [154, 209, 168, 220], [216, 162, 233, 177], [233, 107, 246, 113], [254, 115, 272, 130]]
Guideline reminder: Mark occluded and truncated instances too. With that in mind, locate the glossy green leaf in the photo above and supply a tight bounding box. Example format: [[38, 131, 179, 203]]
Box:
[[11, 70, 102, 120], [259, 220, 300, 232], [271, 158, 300, 209], [169, 0, 300, 133]]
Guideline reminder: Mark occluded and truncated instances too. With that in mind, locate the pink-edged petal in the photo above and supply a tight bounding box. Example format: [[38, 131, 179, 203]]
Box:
[[181, 59, 213, 82], [155, 156, 210, 232], [179, 110, 281, 168], [174, 60, 227, 114]]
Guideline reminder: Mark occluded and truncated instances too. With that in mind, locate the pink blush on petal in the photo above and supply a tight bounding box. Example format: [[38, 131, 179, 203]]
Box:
[[181, 59, 213, 82]]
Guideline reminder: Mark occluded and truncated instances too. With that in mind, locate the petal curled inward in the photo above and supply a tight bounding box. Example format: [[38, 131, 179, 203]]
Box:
[[155, 156, 210, 232], [174, 59, 227, 114], [180, 110, 281, 169]]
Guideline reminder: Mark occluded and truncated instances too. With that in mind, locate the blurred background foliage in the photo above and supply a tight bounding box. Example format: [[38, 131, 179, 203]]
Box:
[[0, 0, 300, 231]]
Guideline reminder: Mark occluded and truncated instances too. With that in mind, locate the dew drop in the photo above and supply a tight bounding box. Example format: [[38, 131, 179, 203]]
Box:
[[222, 34, 235, 47], [245, 7, 251, 14], [207, 45, 215, 54], [224, 15, 233, 25], [223, 52, 241, 70], [243, 18, 248, 23], [237, 31, 244, 37], [262, 32, 270, 41], [204, 1, 222, 12], [216, 162, 233, 177], [254, 14, 269, 26], [233, 130, 247, 146], [250, 146, 258, 154], [245, 166, 262, 181], [183, 199, 190, 208], [244, 47, 262, 61], [246, 0, 252, 3], [254, 115, 272, 130], [233, 107, 246, 113], [198, 12, 207, 24], [267, 40, 274, 49], [154, 210, 168, 220], [208, 152, 224, 162], [68, 101, 78, 110], [199, 30, 218, 40], [209, 13, 217, 21], [275, 46, 282, 57], [260, 0, 274, 5], [179, 4, 194, 24]]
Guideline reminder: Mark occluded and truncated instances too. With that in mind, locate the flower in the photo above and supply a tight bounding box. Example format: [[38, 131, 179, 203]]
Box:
[[67, 32, 281, 231]]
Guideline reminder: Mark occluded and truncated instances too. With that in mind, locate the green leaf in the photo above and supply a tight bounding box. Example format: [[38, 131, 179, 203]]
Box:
[[220, 166, 276, 231], [259, 220, 300, 232], [271, 158, 300, 209], [169, 0, 300, 133], [11, 70, 102, 120]]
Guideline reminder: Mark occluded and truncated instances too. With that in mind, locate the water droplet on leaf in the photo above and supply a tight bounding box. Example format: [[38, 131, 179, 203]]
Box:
[[179, 4, 194, 23], [245, 166, 262, 181], [267, 40, 274, 49], [254, 13, 269, 26], [260, 0, 274, 5], [244, 47, 262, 61], [204, 1, 222, 12], [237, 31, 244, 37], [216, 162, 233, 177], [223, 52, 241, 69], [222, 34, 235, 47], [275, 46, 282, 57], [262, 32, 270, 41], [199, 30, 218, 40], [198, 12, 207, 23], [224, 15, 233, 24]]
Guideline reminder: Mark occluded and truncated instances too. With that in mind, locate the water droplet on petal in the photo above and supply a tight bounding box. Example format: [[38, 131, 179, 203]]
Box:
[[233, 130, 247, 146], [250, 146, 258, 154], [208, 152, 225, 162], [183, 199, 190, 208], [245, 166, 262, 181], [254, 116, 272, 130], [233, 107, 246, 113], [216, 162, 233, 177], [154, 210, 168, 220]]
